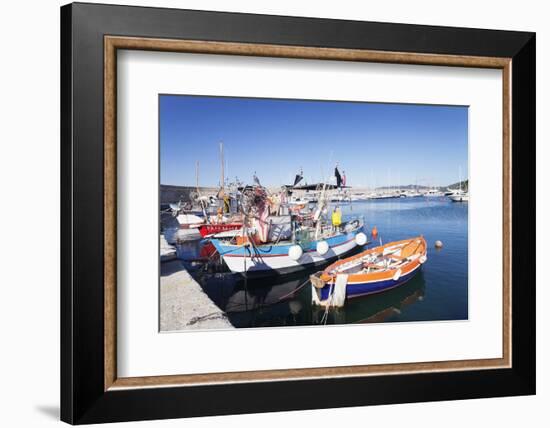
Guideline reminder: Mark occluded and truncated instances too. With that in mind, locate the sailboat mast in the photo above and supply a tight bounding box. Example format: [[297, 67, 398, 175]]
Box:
[[195, 160, 200, 193], [219, 141, 224, 190]]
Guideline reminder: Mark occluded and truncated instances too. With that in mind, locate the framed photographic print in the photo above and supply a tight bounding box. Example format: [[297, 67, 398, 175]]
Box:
[[60, 2, 536, 424]]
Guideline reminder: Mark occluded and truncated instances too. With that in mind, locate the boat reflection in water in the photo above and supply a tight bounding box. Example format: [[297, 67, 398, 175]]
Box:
[[193, 268, 314, 328], [312, 272, 426, 325], [186, 241, 427, 328]]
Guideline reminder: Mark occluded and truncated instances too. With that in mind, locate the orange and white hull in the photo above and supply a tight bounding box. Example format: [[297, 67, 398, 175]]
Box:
[[312, 236, 427, 303]]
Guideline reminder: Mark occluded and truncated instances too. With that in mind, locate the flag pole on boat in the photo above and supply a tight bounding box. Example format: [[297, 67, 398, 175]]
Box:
[[195, 160, 200, 196]]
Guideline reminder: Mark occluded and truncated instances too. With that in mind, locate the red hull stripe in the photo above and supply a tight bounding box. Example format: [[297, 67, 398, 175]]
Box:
[[198, 223, 241, 237]]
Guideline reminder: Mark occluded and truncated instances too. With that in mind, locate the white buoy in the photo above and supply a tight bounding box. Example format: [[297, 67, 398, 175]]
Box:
[[316, 240, 329, 255], [355, 232, 368, 246], [288, 244, 303, 261], [419, 255, 427, 264], [435, 240, 443, 249]]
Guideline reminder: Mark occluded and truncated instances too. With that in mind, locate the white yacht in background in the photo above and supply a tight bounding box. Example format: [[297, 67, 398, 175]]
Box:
[[448, 167, 468, 202], [288, 196, 310, 206], [424, 188, 444, 197], [370, 192, 394, 200], [330, 191, 352, 203], [444, 188, 460, 196], [302, 192, 319, 203], [401, 189, 422, 198], [449, 191, 469, 202], [350, 193, 370, 201]]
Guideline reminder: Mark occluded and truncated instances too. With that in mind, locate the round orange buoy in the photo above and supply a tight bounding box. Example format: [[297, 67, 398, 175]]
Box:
[[371, 226, 378, 239]]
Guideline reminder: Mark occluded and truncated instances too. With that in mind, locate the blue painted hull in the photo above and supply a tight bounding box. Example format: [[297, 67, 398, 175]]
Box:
[[210, 228, 361, 257], [319, 264, 421, 301], [210, 226, 365, 274]]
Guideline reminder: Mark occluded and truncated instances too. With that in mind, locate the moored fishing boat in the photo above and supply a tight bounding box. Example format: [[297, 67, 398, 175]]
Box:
[[210, 219, 367, 275], [424, 188, 444, 197], [310, 236, 427, 306], [163, 213, 204, 244], [210, 164, 369, 275]]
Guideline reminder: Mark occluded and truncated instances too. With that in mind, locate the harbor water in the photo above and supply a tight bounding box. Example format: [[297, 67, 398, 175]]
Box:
[[175, 197, 468, 328]]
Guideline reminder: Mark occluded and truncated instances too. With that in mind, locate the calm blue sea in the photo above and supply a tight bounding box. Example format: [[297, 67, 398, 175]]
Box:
[[179, 197, 468, 328]]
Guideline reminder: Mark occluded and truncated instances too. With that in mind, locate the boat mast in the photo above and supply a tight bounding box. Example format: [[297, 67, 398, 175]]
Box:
[[195, 160, 200, 195], [219, 141, 225, 191], [196, 160, 208, 220], [314, 155, 333, 240], [314, 181, 328, 240]]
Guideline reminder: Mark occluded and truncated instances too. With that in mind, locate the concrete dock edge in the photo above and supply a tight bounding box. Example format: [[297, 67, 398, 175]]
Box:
[[160, 260, 233, 331]]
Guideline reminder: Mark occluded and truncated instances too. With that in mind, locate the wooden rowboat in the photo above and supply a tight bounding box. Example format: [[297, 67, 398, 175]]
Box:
[[311, 236, 427, 306]]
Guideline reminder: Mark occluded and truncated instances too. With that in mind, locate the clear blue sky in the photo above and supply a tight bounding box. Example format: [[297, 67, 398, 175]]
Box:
[[160, 95, 468, 188]]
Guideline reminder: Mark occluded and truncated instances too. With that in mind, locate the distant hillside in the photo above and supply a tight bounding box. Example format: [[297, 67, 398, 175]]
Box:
[[376, 180, 468, 191], [376, 184, 429, 190], [445, 179, 469, 191]]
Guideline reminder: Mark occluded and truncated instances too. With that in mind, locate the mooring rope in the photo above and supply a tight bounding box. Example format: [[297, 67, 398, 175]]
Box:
[[275, 277, 311, 302], [320, 282, 334, 325], [187, 312, 229, 326], [216, 276, 313, 313]]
